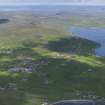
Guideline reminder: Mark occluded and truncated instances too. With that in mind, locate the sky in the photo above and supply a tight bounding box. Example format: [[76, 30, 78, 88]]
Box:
[[0, 0, 105, 5]]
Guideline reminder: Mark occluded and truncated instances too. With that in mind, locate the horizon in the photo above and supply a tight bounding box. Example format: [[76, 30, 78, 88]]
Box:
[[1, 3, 105, 6]]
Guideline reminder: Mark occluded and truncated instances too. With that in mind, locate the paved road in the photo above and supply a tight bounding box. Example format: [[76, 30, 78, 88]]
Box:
[[51, 100, 95, 105]]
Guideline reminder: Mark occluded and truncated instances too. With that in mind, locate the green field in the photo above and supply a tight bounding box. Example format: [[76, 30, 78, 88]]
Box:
[[0, 10, 105, 105]]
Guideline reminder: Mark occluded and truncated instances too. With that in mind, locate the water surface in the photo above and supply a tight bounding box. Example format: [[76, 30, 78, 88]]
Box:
[[0, 5, 105, 13], [71, 27, 105, 57]]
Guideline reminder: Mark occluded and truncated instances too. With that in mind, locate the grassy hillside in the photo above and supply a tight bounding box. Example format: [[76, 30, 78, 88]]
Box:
[[0, 11, 105, 105]]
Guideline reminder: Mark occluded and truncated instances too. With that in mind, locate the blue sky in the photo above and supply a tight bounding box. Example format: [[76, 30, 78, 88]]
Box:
[[0, 0, 105, 5]]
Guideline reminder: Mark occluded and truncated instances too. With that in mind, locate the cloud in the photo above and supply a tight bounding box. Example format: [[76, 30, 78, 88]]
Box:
[[0, 0, 105, 4]]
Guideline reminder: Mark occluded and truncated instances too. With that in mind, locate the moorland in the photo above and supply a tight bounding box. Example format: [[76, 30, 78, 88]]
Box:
[[0, 5, 105, 105]]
